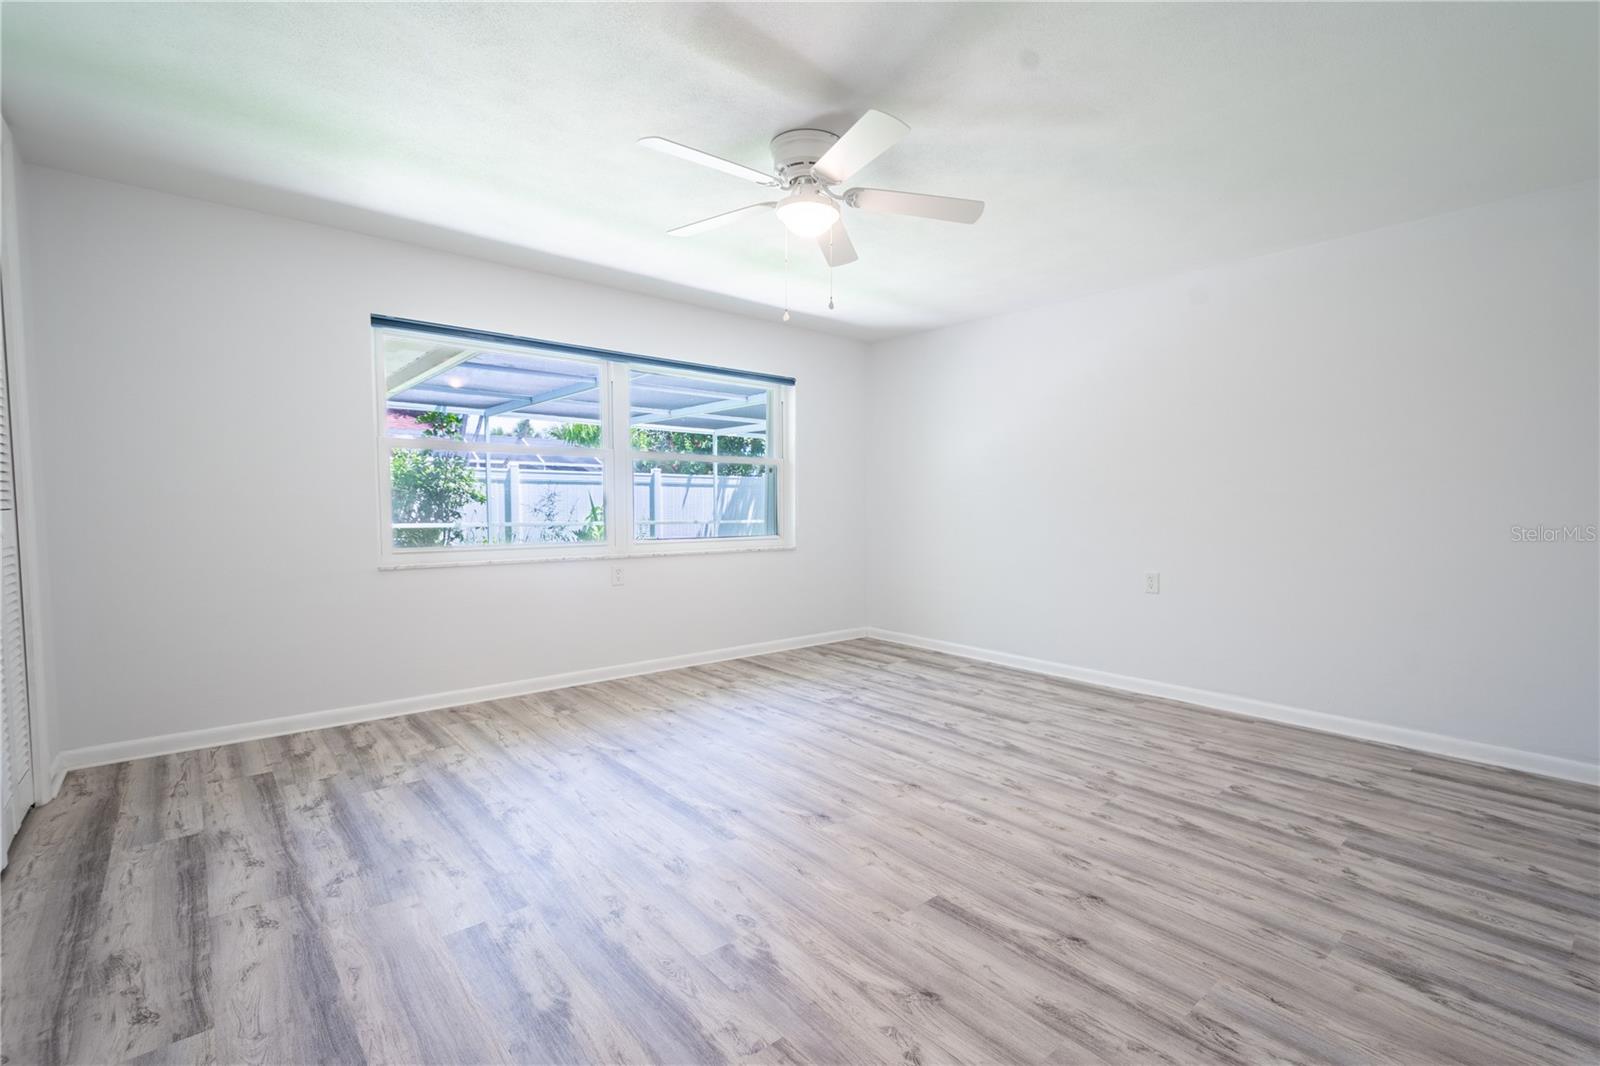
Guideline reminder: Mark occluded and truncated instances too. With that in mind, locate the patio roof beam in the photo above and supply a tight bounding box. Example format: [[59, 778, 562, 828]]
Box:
[[631, 392, 766, 425], [452, 361, 598, 383], [401, 383, 599, 404], [481, 381, 598, 417], [385, 346, 473, 397], [648, 418, 767, 436], [446, 361, 746, 402]]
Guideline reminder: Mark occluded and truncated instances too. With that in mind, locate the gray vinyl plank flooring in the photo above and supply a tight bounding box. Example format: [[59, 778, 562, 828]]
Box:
[[3, 639, 1597, 1064]]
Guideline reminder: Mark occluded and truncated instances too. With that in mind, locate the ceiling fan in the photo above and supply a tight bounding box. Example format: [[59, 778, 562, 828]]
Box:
[[639, 109, 984, 268]]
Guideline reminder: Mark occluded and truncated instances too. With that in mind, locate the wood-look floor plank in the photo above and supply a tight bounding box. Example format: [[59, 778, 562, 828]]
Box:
[[207, 897, 365, 1066], [4, 639, 1597, 1065]]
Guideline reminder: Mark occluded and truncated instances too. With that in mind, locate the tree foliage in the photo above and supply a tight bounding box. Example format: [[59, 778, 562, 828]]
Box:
[[547, 422, 766, 475], [527, 488, 604, 543]]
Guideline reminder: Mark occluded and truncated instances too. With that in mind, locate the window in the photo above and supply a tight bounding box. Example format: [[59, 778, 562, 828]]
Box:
[[374, 317, 794, 565], [630, 369, 778, 542]]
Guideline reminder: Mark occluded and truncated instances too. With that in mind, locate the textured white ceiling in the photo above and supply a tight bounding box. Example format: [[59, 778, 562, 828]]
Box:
[[3, 2, 1596, 339]]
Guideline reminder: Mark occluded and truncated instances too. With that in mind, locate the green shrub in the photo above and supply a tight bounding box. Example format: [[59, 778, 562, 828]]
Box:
[[390, 412, 486, 546]]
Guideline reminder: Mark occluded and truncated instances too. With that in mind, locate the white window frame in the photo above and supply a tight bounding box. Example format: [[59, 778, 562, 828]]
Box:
[[374, 324, 796, 569]]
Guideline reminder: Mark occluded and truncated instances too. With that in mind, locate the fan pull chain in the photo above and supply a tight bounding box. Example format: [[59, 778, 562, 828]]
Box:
[[827, 228, 835, 311], [782, 229, 791, 323]]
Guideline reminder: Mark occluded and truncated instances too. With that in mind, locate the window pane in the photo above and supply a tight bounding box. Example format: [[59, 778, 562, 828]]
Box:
[[381, 332, 603, 446], [391, 448, 604, 548], [629, 369, 769, 458], [634, 460, 776, 541]]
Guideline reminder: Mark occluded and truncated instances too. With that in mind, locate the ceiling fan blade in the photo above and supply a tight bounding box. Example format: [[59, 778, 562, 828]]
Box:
[[846, 187, 984, 224], [667, 202, 775, 237], [816, 218, 858, 267], [812, 110, 909, 185], [638, 136, 780, 187]]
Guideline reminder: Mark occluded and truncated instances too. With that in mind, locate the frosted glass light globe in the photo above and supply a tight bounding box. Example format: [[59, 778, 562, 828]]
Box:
[[775, 189, 840, 238]]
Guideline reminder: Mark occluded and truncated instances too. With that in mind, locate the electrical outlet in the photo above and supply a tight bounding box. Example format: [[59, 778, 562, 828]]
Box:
[[611, 566, 625, 587], [1144, 571, 1160, 594]]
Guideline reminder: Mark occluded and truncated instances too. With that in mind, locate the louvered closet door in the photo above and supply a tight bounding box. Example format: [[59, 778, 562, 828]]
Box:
[[0, 274, 31, 858]]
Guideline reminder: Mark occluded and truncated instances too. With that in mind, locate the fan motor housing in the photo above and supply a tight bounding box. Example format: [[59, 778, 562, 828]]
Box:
[[770, 128, 839, 184]]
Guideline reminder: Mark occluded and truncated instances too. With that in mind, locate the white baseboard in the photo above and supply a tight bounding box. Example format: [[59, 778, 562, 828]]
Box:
[[866, 628, 1600, 786], [46, 627, 868, 796], [44, 623, 1598, 799], [46, 753, 67, 803]]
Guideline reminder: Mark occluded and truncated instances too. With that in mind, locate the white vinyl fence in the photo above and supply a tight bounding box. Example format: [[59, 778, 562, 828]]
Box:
[[397, 460, 776, 544]]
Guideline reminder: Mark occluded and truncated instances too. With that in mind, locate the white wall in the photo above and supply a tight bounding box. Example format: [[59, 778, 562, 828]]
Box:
[[17, 164, 1598, 780], [20, 166, 868, 759], [868, 182, 1599, 771]]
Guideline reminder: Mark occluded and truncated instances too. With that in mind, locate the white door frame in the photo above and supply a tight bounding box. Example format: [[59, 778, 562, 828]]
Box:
[[0, 126, 51, 833]]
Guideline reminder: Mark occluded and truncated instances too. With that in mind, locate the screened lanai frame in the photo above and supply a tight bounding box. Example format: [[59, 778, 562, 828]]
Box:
[[372, 316, 796, 567]]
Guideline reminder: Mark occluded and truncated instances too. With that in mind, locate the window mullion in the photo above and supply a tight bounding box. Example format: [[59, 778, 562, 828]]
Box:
[[609, 362, 634, 556]]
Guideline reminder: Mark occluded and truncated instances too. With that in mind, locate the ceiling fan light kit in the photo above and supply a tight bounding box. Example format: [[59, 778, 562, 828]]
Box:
[[774, 184, 839, 238], [639, 109, 985, 319]]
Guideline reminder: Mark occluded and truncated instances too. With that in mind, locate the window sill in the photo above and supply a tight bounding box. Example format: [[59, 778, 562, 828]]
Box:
[[378, 539, 796, 571]]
